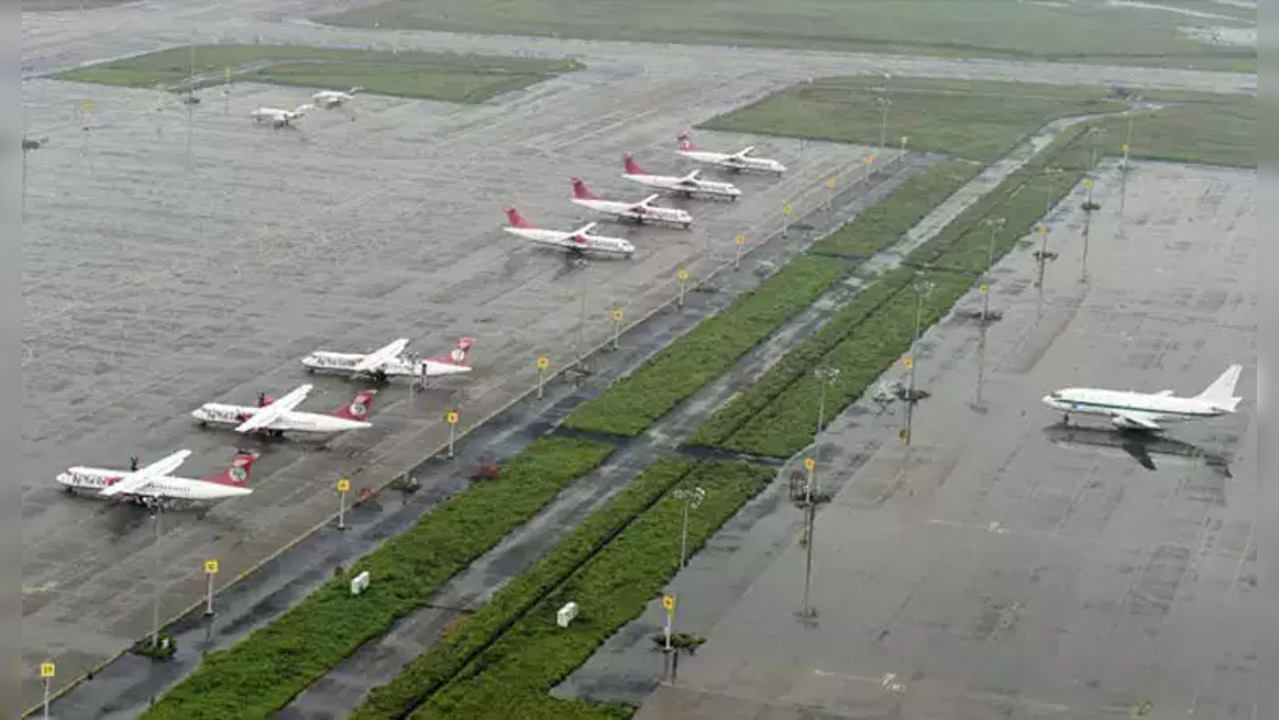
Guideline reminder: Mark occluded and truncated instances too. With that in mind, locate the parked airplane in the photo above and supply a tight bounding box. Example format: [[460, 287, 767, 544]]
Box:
[[676, 132, 786, 175], [302, 337, 475, 382], [312, 86, 362, 109], [621, 155, 741, 201], [570, 178, 693, 229], [251, 104, 313, 128], [57, 449, 259, 509], [502, 207, 635, 258], [1042, 364, 1243, 431], [191, 384, 377, 437]]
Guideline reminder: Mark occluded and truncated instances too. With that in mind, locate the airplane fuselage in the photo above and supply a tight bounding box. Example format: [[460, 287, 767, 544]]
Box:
[[623, 173, 741, 200], [503, 227, 635, 257], [252, 108, 300, 127], [191, 403, 370, 433], [571, 198, 692, 227], [55, 468, 251, 501], [677, 150, 786, 174], [301, 351, 472, 378], [1042, 389, 1229, 428]]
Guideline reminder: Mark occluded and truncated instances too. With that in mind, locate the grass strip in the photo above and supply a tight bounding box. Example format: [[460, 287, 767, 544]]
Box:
[[706, 126, 1098, 458], [561, 254, 853, 436], [408, 459, 776, 719], [811, 158, 981, 257], [352, 457, 700, 719], [141, 436, 615, 720], [58, 45, 582, 103], [703, 76, 1255, 168]]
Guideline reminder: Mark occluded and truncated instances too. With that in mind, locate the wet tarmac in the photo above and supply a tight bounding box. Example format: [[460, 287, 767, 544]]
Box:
[[565, 161, 1258, 719], [21, 61, 891, 713], [20, 0, 1256, 711]]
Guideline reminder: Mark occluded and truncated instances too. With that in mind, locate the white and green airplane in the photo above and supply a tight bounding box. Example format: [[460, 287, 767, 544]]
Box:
[[1043, 364, 1243, 431]]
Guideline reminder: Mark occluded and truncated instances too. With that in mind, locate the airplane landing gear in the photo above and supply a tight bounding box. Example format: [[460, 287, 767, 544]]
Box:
[[1062, 412, 1071, 426]]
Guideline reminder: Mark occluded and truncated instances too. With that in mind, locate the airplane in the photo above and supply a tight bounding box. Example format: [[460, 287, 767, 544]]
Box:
[[56, 449, 260, 509], [191, 384, 377, 437], [250, 103, 314, 128], [570, 178, 693, 229], [302, 337, 475, 382], [502, 207, 636, 258], [1042, 364, 1243, 431], [621, 155, 741, 201], [312, 86, 362, 109], [676, 131, 786, 175]]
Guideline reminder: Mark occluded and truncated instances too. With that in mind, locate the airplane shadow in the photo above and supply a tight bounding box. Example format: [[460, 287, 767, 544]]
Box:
[[1042, 423, 1233, 478]]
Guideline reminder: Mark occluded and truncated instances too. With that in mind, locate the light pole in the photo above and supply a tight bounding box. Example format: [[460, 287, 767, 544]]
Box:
[[1081, 177, 1095, 282], [1119, 97, 1139, 219], [150, 507, 163, 649], [673, 486, 706, 569], [799, 490, 817, 620], [981, 217, 1005, 322], [1041, 167, 1063, 220], [876, 97, 891, 154], [903, 280, 934, 446], [814, 366, 840, 435]]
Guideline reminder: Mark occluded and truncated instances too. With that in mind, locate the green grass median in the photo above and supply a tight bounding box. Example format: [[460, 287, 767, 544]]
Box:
[[352, 456, 701, 719], [141, 436, 614, 720], [811, 158, 981, 257], [58, 45, 582, 103], [405, 460, 776, 719], [561, 255, 854, 436], [703, 78, 1256, 167], [317, 0, 1254, 71]]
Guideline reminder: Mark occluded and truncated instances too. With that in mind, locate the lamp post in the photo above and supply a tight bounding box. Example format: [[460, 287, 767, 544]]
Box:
[[814, 366, 840, 435], [981, 217, 1005, 322], [876, 97, 891, 154], [902, 280, 934, 446], [673, 486, 706, 569]]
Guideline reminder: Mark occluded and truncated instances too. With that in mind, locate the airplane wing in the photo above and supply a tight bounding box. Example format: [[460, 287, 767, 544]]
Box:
[[679, 170, 701, 184], [568, 222, 598, 237], [353, 338, 411, 373], [1110, 411, 1163, 431], [631, 194, 661, 208], [731, 146, 756, 159], [234, 384, 313, 433], [99, 449, 193, 497]]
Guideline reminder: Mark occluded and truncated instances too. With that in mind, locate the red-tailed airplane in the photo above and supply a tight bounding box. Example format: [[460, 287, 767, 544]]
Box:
[[676, 131, 786, 175], [622, 154, 741, 200], [191, 385, 377, 437], [571, 178, 693, 229], [502, 207, 636, 258], [56, 449, 260, 510]]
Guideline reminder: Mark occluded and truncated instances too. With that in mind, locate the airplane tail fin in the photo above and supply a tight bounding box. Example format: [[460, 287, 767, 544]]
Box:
[[678, 132, 697, 151], [1195, 364, 1243, 411], [332, 389, 377, 421], [623, 154, 646, 175], [429, 337, 475, 367], [203, 450, 260, 488], [571, 178, 599, 200], [505, 206, 533, 228]]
